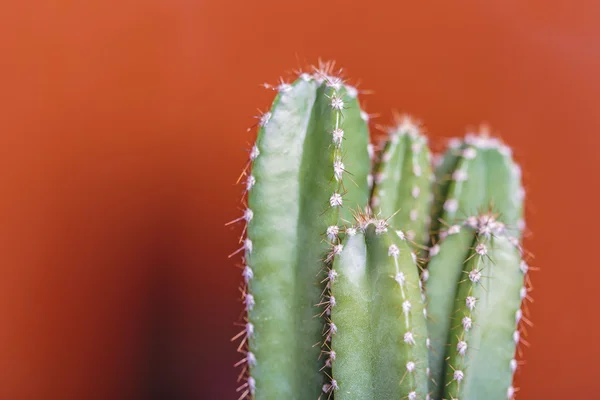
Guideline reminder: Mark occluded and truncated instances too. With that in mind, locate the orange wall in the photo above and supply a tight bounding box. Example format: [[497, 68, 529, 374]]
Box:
[[1, 1, 599, 399]]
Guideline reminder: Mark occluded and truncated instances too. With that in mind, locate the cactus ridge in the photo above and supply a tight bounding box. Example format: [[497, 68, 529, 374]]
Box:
[[371, 115, 434, 248], [231, 61, 371, 400], [323, 210, 429, 400]]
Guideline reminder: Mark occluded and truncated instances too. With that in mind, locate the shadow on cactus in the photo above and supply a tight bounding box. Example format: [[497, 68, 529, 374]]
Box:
[[229, 61, 534, 400]]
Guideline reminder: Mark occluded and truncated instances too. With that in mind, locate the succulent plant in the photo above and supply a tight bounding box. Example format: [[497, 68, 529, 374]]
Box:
[[231, 64, 532, 400], [230, 62, 371, 400]]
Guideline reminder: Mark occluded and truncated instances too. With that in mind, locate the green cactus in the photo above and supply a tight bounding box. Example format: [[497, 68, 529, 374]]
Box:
[[232, 65, 532, 400], [231, 63, 371, 400], [371, 117, 434, 249], [326, 212, 429, 399], [425, 132, 527, 399]]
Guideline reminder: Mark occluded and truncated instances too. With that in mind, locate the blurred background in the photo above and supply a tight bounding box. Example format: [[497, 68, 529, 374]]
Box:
[[1, 0, 599, 399]]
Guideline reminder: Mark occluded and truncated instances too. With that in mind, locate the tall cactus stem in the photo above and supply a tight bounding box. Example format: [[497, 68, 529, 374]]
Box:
[[231, 62, 371, 400]]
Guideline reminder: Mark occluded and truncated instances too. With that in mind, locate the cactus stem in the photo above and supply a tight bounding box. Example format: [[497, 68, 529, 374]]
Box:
[[232, 64, 371, 399]]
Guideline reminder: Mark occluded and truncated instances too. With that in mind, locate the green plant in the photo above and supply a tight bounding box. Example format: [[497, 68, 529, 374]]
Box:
[[231, 63, 371, 400], [231, 65, 531, 400]]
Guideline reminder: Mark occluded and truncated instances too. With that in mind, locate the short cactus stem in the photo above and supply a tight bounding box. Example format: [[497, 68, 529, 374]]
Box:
[[328, 215, 429, 399], [233, 63, 371, 399]]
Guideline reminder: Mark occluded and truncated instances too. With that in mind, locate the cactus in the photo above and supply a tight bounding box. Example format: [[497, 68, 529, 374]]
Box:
[[371, 117, 434, 249], [425, 132, 528, 399], [326, 212, 429, 399], [231, 65, 532, 400], [231, 63, 371, 400]]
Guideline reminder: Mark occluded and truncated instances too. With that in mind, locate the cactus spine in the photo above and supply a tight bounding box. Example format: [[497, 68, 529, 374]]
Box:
[[327, 214, 429, 399], [232, 65, 532, 400], [233, 63, 371, 399]]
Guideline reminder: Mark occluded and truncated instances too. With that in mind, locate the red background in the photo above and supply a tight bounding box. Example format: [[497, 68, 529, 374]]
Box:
[[1, 1, 599, 399]]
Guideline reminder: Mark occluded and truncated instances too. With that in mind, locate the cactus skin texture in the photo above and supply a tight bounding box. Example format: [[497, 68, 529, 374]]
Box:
[[234, 65, 371, 400], [425, 131, 527, 399], [371, 117, 433, 248], [328, 216, 429, 400]]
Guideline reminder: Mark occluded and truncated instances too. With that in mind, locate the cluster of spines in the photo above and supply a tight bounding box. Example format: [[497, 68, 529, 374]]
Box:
[[321, 68, 349, 212], [229, 108, 267, 400], [321, 213, 361, 399], [390, 231, 430, 400], [383, 216, 426, 399], [319, 228, 345, 399], [315, 63, 371, 398], [229, 170, 259, 399], [229, 71, 300, 400], [512, 245, 535, 400]]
